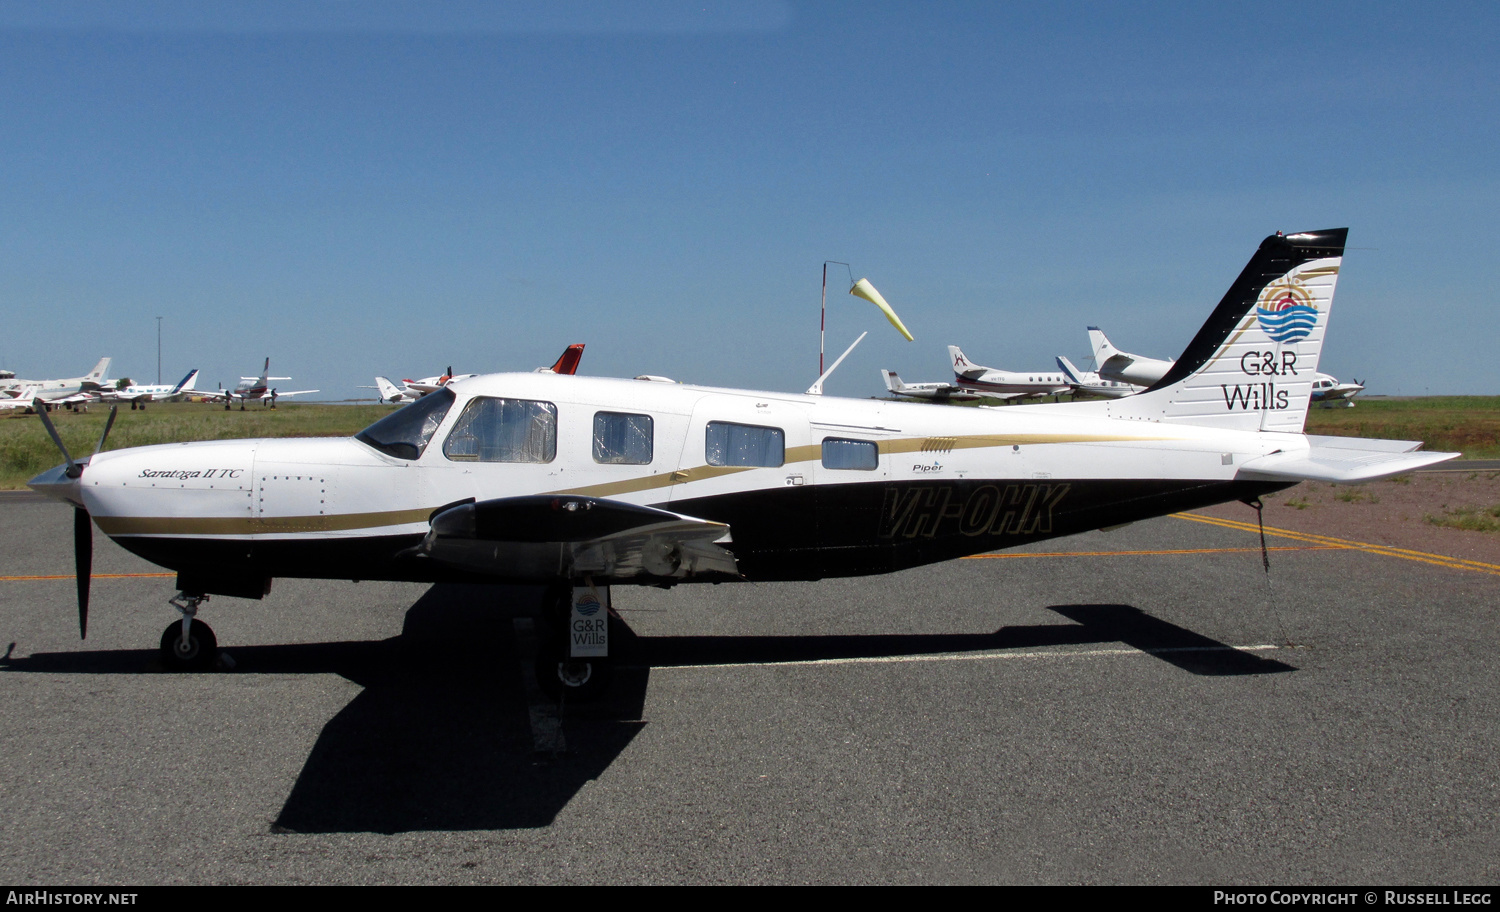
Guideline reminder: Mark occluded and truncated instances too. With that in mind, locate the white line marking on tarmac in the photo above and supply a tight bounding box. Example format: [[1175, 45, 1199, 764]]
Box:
[[635, 644, 1284, 672]]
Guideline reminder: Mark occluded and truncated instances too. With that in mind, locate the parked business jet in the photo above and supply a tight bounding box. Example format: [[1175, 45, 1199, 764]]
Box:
[[0, 358, 112, 403], [1088, 328, 1174, 386], [948, 346, 1070, 399], [208, 358, 318, 409], [99, 370, 202, 410], [28, 229, 1455, 701], [880, 369, 984, 402], [1054, 356, 1145, 399]]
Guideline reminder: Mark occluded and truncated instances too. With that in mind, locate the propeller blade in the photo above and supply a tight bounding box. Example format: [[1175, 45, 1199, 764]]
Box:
[[34, 399, 80, 477], [94, 405, 118, 456], [74, 507, 92, 639]]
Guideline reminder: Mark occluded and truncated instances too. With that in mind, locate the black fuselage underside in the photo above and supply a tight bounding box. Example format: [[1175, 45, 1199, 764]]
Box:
[[114, 477, 1293, 591]]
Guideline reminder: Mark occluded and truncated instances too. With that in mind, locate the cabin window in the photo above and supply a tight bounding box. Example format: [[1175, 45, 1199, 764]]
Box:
[[821, 438, 878, 471], [443, 397, 557, 463], [355, 387, 454, 460], [705, 421, 784, 468], [593, 411, 654, 465]]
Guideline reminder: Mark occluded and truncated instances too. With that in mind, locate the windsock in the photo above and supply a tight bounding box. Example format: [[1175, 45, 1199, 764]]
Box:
[[849, 278, 914, 342]]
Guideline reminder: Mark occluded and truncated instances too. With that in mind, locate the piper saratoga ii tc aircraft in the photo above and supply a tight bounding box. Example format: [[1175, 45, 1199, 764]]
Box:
[[28, 228, 1456, 698]]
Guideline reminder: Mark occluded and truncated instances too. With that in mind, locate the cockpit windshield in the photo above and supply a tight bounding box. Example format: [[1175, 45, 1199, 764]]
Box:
[[354, 387, 455, 460]]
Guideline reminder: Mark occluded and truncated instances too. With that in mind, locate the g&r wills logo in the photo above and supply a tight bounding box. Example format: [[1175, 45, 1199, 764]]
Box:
[[1254, 276, 1317, 344]]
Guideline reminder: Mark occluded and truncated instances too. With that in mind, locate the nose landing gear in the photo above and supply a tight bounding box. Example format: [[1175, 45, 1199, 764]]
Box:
[[161, 593, 217, 671]]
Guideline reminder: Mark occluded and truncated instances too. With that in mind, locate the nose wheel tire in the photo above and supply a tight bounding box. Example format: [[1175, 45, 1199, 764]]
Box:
[[160, 619, 217, 671]]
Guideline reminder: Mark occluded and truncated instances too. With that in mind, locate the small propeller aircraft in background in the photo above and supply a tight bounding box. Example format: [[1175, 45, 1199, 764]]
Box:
[[98, 369, 203, 410], [366, 345, 586, 403], [27, 229, 1454, 700], [880, 369, 984, 402], [208, 358, 318, 410]]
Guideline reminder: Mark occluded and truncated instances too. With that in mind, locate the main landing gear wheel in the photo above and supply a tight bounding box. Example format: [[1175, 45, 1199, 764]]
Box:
[[160, 618, 217, 671], [536, 644, 611, 703], [534, 583, 612, 702]]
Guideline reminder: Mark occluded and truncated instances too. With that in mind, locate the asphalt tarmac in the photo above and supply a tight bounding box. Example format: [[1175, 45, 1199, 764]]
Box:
[[1, 494, 1496, 885]]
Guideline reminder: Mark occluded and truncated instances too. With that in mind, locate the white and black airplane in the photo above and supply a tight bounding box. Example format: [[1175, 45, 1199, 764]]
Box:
[[27, 229, 1456, 699], [947, 346, 1071, 400]]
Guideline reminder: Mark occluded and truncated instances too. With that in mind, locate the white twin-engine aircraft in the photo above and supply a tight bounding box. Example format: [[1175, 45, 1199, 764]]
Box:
[[28, 228, 1457, 699], [210, 357, 318, 409]]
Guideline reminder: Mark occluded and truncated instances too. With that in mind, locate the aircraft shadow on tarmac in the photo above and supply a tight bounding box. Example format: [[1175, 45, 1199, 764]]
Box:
[[2, 586, 1293, 834]]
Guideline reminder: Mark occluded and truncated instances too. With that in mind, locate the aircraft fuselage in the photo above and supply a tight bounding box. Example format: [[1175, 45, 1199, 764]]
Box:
[[48, 372, 1296, 595]]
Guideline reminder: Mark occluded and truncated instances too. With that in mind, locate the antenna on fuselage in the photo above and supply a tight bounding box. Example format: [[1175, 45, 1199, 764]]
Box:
[[806, 332, 867, 396]]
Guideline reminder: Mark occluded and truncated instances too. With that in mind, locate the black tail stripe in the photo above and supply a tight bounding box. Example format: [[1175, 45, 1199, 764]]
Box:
[[1143, 228, 1349, 393]]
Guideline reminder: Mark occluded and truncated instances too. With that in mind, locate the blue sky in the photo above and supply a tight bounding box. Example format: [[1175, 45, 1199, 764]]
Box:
[[2, 1, 1495, 399]]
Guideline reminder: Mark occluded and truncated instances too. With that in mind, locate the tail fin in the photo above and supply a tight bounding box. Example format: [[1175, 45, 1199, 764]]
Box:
[[1087, 328, 1118, 369], [948, 346, 984, 378], [542, 343, 585, 375], [1104, 229, 1347, 431], [1055, 355, 1086, 386], [83, 358, 111, 386], [173, 369, 199, 393], [881, 370, 905, 394], [374, 377, 403, 401]]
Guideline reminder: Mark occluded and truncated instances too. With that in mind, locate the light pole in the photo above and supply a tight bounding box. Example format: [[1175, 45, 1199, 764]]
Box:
[[156, 316, 163, 384]]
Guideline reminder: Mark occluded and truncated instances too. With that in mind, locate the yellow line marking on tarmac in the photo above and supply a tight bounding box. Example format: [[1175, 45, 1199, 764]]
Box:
[[0, 573, 175, 582], [962, 546, 1345, 560], [1173, 512, 1500, 578]]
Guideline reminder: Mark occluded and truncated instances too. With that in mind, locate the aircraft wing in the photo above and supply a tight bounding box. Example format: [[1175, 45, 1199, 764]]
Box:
[[1236, 436, 1460, 484], [410, 495, 741, 584], [266, 389, 319, 399]]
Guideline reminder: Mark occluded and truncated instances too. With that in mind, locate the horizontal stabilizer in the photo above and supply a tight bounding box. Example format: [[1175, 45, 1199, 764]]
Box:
[[1235, 435, 1459, 484]]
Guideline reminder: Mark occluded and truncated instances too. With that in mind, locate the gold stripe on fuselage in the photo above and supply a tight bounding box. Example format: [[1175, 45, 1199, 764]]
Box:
[[93, 506, 435, 537], [94, 432, 1176, 536]]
